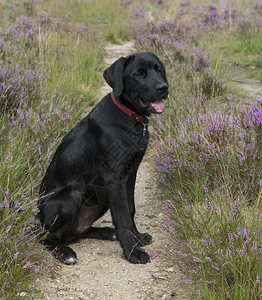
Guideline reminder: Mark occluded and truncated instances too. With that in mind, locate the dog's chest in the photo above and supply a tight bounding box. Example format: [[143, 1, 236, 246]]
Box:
[[99, 124, 149, 175], [126, 123, 149, 151]]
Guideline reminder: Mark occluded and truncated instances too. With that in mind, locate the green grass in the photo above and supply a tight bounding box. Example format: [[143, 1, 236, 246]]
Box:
[[205, 30, 262, 83], [44, 32, 104, 106], [37, 0, 132, 42]]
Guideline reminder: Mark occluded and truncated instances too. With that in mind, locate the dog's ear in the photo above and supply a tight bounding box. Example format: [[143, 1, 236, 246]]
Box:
[[103, 57, 126, 97]]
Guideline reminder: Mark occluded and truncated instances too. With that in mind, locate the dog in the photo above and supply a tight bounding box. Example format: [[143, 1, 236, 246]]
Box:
[[38, 52, 168, 265]]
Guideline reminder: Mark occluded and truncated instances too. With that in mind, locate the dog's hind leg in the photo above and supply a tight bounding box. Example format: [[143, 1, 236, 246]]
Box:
[[75, 201, 116, 241], [40, 190, 81, 264], [81, 226, 117, 241], [43, 239, 77, 265]]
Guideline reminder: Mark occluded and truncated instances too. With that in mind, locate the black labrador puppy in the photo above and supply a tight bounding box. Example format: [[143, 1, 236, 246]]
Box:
[[38, 52, 168, 265]]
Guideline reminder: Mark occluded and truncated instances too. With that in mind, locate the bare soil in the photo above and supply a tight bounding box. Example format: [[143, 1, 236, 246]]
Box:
[[232, 69, 262, 101], [37, 42, 193, 300]]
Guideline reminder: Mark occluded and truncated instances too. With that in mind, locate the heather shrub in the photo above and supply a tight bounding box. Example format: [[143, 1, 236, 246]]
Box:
[[0, 192, 41, 299], [129, 1, 262, 297], [151, 94, 261, 298], [205, 2, 262, 58], [152, 97, 262, 203], [1, 92, 74, 186], [0, 2, 103, 298], [201, 4, 224, 29], [0, 86, 75, 298], [160, 191, 261, 299], [2, 16, 40, 46], [0, 58, 44, 114], [0, 17, 45, 114]]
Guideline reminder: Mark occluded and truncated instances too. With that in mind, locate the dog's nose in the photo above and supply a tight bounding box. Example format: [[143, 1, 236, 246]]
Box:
[[157, 83, 168, 94]]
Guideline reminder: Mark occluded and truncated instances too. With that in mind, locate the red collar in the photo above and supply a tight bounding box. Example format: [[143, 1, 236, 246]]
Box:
[[111, 92, 148, 124]]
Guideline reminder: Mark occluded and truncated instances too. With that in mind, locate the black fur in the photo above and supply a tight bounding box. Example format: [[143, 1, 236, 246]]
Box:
[[38, 52, 168, 264]]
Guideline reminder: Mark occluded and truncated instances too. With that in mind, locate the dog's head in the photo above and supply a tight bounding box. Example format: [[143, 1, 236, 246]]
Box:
[[103, 52, 168, 115]]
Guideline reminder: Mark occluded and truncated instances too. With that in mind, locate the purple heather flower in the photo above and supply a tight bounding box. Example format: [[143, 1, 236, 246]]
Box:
[[193, 256, 201, 262], [202, 239, 210, 248], [195, 211, 203, 223], [185, 205, 193, 211], [228, 231, 233, 248], [256, 274, 261, 284], [173, 250, 189, 258], [188, 269, 197, 274], [188, 245, 195, 253], [251, 241, 258, 251], [22, 262, 32, 269], [220, 1, 225, 9], [182, 279, 193, 282], [205, 256, 212, 262], [211, 265, 220, 271], [207, 202, 216, 212]]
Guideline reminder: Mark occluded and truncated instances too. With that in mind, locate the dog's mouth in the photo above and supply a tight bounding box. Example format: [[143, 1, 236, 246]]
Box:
[[138, 96, 167, 114], [150, 99, 166, 113]]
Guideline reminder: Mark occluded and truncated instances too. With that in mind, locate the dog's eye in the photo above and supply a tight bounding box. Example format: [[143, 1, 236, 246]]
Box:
[[154, 65, 162, 73], [135, 68, 146, 77]]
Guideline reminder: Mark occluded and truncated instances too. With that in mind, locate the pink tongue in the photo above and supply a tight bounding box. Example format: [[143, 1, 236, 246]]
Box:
[[151, 100, 165, 113]]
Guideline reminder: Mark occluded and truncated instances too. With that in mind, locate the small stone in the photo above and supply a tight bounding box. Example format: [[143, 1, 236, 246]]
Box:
[[166, 267, 174, 272], [18, 292, 28, 297]]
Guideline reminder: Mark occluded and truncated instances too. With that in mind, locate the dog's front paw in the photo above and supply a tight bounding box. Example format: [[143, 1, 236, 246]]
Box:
[[136, 233, 152, 247], [54, 245, 77, 265], [128, 248, 150, 264]]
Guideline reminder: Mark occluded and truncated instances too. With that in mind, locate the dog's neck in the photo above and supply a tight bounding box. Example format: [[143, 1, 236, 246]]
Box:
[[111, 92, 149, 124]]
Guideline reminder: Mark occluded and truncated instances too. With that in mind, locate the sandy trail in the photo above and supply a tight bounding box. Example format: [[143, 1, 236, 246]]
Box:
[[38, 42, 192, 300], [232, 68, 262, 101]]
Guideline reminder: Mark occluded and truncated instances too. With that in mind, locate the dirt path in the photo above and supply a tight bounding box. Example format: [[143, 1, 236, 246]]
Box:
[[231, 67, 262, 101], [37, 42, 192, 300]]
